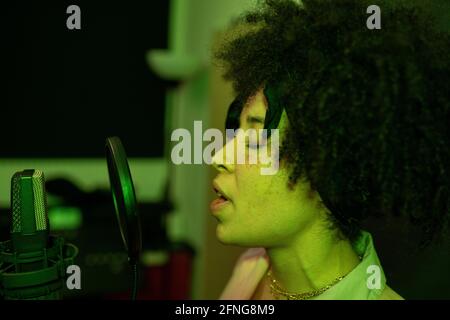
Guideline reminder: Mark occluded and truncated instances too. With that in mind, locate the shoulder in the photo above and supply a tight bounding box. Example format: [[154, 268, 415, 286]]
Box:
[[377, 285, 404, 300]]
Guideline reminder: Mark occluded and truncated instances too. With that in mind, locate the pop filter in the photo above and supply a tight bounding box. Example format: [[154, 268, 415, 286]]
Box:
[[105, 136, 142, 299]]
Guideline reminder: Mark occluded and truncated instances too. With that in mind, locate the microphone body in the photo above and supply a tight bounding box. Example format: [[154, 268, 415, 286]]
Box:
[[0, 169, 78, 300], [11, 169, 49, 270]]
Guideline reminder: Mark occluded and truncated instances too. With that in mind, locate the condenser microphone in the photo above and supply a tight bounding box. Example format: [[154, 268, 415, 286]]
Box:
[[10, 170, 49, 265], [0, 169, 78, 300]]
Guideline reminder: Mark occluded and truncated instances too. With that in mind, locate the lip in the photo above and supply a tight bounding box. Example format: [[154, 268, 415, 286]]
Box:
[[211, 180, 232, 214], [210, 197, 231, 213], [212, 180, 231, 201]]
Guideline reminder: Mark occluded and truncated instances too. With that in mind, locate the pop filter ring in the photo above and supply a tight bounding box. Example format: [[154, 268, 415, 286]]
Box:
[[105, 136, 142, 300]]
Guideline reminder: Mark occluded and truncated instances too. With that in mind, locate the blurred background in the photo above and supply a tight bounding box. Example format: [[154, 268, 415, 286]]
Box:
[[1, 0, 449, 299]]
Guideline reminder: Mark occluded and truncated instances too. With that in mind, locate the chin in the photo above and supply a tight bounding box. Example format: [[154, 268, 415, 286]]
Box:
[[216, 224, 262, 247], [216, 224, 233, 245]]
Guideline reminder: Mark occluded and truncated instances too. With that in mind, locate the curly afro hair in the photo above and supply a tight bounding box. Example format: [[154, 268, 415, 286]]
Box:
[[215, 0, 450, 245]]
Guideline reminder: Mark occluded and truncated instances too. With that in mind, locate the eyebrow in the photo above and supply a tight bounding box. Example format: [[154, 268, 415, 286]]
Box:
[[246, 115, 265, 125]]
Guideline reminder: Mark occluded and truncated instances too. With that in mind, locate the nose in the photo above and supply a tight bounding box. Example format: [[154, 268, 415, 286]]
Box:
[[212, 135, 236, 173]]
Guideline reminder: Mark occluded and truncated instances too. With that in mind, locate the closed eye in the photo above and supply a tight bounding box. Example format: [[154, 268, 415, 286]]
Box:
[[246, 115, 265, 125], [246, 132, 268, 150]]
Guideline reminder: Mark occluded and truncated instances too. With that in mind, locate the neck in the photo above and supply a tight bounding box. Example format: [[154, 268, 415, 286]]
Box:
[[266, 220, 360, 297]]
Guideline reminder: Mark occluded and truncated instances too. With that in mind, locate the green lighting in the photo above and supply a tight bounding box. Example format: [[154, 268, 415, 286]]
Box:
[[48, 207, 83, 231]]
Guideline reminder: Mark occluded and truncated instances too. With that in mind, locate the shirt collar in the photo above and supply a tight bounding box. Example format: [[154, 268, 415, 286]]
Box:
[[312, 230, 387, 300]]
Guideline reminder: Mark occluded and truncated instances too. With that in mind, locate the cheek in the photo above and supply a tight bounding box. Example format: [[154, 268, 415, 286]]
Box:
[[234, 164, 271, 206], [234, 165, 295, 223], [229, 165, 317, 245]]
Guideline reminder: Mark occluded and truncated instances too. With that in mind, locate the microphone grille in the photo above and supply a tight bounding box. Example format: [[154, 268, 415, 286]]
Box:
[[32, 170, 48, 231], [11, 173, 22, 233], [10, 169, 49, 233]]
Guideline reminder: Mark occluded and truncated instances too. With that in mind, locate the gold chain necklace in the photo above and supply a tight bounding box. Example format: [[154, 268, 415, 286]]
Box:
[[266, 270, 346, 300]]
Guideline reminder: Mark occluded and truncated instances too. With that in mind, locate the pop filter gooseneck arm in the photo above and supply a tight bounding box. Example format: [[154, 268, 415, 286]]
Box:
[[105, 136, 142, 300]]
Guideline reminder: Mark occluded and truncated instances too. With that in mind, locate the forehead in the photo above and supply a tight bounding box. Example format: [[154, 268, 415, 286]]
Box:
[[239, 90, 268, 120]]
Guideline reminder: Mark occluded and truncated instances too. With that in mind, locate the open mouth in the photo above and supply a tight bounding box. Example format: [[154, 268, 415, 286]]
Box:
[[213, 186, 229, 201], [210, 185, 231, 212]]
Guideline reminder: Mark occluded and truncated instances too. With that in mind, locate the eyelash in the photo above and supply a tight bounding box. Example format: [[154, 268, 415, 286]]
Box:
[[246, 138, 269, 150], [225, 129, 268, 149]]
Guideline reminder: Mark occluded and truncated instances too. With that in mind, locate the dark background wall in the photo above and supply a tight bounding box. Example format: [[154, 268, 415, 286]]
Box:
[[2, 1, 168, 158]]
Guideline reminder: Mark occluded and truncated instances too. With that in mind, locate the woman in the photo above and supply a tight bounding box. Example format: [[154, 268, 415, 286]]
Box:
[[210, 0, 449, 300]]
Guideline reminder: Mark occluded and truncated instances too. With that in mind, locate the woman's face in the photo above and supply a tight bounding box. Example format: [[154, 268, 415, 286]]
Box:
[[211, 89, 324, 247]]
